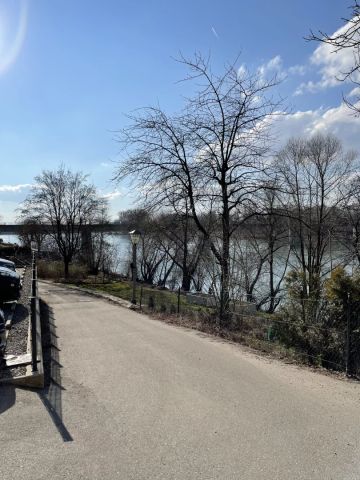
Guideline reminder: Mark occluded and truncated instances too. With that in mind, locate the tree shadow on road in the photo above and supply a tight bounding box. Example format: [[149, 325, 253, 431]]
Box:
[[37, 299, 73, 442]]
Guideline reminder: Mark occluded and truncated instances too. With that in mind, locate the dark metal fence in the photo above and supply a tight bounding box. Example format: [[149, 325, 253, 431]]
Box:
[[30, 254, 38, 372], [131, 286, 359, 377]]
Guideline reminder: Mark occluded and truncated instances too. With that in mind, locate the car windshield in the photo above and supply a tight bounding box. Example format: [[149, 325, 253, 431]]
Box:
[[0, 261, 15, 271], [0, 267, 18, 278]]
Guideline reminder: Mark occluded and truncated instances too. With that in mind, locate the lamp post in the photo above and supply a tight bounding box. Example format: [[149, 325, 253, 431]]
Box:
[[129, 229, 141, 304]]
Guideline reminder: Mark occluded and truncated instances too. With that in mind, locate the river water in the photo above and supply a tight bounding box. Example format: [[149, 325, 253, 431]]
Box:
[[2, 234, 357, 298]]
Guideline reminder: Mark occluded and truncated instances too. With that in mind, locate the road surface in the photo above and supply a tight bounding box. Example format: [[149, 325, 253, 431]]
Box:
[[1, 282, 360, 479]]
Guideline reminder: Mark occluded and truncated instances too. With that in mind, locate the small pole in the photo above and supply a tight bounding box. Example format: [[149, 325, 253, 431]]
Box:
[[177, 287, 181, 315], [32, 249, 36, 272], [140, 286, 143, 310], [346, 292, 351, 376], [32, 266, 37, 296], [32, 278, 36, 298], [129, 230, 141, 305], [131, 243, 137, 304], [31, 297, 38, 372]]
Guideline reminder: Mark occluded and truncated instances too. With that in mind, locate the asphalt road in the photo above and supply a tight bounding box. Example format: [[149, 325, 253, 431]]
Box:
[[1, 282, 360, 479]]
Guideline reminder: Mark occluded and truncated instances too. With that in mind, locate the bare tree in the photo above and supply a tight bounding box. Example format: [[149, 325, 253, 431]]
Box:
[[259, 198, 290, 313], [277, 134, 357, 301], [86, 204, 111, 275], [230, 232, 268, 304], [139, 232, 167, 284], [114, 54, 281, 325], [20, 166, 105, 278], [233, 186, 290, 312], [307, 2, 360, 114], [118, 208, 166, 284], [18, 216, 48, 253], [157, 204, 207, 291]]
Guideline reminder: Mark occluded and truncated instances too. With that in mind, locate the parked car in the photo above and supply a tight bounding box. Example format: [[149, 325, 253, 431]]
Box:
[[0, 267, 21, 302], [0, 258, 16, 272]]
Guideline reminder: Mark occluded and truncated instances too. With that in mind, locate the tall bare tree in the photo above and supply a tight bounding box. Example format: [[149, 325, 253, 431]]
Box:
[[277, 134, 357, 301], [20, 166, 105, 278], [114, 54, 281, 324]]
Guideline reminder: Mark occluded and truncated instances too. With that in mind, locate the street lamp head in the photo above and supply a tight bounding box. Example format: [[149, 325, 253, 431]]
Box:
[[129, 229, 141, 245]]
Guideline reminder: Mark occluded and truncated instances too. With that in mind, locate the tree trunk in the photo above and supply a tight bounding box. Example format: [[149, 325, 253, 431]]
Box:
[[219, 203, 230, 326], [64, 259, 70, 279], [181, 272, 192, 291], [219, 256, 230, 326], [268, 239, 275, 313]]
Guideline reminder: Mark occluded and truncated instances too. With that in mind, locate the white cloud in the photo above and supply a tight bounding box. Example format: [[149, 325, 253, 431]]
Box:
[[273, 100, 360, 152], [100, 162, 111, 168], [237, 64, 247, 79], [257, 55, 307, 82], [102, 190, 124, 201], [294, 80, 320, 96], [258, 55, 284, 79], [288, 64, 307, 76], [294, 18, 360, 95], [0, 183, 32, 193], [349, 86, 360, 98]]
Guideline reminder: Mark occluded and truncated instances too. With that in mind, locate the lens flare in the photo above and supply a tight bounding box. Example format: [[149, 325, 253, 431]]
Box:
[[0, 0, 28, 75]]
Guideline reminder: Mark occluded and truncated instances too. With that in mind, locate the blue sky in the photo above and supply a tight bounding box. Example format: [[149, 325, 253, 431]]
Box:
[[0, 0, 359, 221]]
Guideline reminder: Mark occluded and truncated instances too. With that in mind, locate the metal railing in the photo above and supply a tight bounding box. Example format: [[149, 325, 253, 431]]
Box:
[[30, 254, 38, 372], [132, 286, 360, 377]]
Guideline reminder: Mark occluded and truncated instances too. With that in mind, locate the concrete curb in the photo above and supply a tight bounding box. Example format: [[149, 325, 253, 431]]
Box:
[[0, 370, 44, 388], [25, 297, 44, 388]]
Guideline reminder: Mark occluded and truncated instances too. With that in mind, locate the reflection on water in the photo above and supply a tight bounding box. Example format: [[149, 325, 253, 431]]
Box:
[[2, 234, 357, 293], [0, 235, 19, 244], [107, 234, 131, 275], [0, 234, 132, 274]]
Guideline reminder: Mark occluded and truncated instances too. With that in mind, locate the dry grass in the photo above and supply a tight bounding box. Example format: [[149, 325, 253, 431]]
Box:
[[37, 260, 87, 282]]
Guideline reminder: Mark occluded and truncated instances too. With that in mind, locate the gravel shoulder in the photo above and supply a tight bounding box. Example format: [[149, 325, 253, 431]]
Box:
[[0, 267, 31, 378]]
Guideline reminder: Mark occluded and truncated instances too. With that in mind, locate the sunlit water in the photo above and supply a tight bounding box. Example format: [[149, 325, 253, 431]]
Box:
[[2, 234, 357, 299]]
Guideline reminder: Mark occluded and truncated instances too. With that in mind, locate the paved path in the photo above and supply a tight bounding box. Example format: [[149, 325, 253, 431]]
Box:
[[1, 282, 360, 479]]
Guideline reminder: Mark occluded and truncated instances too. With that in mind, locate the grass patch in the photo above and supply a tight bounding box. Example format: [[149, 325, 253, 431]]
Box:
[[79, 279, 212, 314]]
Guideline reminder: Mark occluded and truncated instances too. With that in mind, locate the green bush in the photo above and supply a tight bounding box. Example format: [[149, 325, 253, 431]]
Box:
[[274, 267, 360, 372]]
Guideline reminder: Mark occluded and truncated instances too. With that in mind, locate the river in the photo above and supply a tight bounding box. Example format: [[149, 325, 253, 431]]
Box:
[[2, 233, 357, 299]]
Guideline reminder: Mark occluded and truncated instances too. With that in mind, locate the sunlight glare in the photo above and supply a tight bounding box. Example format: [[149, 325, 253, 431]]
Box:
[[0, 0, 28, 76]]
